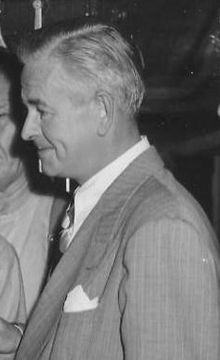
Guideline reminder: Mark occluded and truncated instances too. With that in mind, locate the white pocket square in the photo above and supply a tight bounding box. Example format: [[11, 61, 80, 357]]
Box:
[[64, 285, 98, 313]]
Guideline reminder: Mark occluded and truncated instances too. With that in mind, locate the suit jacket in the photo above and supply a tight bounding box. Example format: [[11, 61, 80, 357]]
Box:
[[15, 147, 220, 360]]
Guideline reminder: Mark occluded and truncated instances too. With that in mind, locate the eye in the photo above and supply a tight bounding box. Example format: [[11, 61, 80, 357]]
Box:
[[38, 109, 50, 120], [39, 109, 45, 117]]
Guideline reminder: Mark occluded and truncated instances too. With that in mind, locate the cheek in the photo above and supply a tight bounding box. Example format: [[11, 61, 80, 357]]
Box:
[[41, 106, 97, 161], [69, 123, 93, 152]]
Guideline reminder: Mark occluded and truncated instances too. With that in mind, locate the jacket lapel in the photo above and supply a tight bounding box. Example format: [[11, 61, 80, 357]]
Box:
[[16, 146, 164, 360]]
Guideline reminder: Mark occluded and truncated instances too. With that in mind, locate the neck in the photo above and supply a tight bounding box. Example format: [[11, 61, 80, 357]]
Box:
[[78, 127, 141, 185], [99, 124, 141, 170]]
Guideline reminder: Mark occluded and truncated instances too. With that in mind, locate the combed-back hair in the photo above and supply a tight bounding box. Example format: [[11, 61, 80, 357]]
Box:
[[19, 19, 146, 117]]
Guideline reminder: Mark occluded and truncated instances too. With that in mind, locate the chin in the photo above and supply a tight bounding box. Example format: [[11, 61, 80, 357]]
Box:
[[41, 159, 72, 180], [41, 163, 58, 177]]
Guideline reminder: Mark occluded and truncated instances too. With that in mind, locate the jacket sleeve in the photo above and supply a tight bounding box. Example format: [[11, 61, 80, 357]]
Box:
[[0, 236, 26, 324], [119, 217, 220, 360]]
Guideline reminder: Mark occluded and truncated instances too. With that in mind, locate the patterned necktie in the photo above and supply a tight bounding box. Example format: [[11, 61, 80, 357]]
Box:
[[59, 195, 75, 253]]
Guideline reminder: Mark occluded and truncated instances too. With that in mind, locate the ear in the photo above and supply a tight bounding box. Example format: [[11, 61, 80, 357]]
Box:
[[96, 91, 114, 136]]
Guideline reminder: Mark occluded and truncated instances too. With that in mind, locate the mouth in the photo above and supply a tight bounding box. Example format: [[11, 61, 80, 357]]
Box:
[[38, 146, 51, 152], [35, 141, 52, 151], [37, 146, 53, 158]]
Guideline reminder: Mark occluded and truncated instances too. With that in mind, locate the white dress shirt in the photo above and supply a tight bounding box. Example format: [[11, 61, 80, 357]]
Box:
[[65, 136, 150, 248]]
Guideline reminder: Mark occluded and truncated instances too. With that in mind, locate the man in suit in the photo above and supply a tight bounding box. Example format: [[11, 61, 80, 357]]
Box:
[[14, 21, 220, 359]]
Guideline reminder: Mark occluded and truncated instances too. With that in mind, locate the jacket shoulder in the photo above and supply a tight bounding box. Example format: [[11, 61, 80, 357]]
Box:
[[128, 168, 212, 235]]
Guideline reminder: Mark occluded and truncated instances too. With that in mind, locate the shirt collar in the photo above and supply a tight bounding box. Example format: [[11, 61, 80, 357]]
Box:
[[74, 136, 150, 218], [63, 136, 150, 245]]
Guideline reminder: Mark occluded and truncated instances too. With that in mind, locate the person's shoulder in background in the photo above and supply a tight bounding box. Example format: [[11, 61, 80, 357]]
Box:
[[0, 235, 26, 324]]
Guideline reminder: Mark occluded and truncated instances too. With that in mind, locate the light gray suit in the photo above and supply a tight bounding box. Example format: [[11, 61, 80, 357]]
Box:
[[15, 147, 220, 360]]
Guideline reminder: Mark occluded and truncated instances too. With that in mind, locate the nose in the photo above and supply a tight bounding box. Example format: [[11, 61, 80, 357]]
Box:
[[21, 110, 40, 141]]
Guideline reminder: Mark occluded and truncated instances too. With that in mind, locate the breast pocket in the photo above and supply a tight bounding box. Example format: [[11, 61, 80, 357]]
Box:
[[51, 306, 100, 360], [63, 284, 98, 313]]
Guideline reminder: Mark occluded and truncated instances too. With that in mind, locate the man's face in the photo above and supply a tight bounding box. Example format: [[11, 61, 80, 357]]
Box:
[[21, 60, 100, 183], [0, 73, 23, 191]]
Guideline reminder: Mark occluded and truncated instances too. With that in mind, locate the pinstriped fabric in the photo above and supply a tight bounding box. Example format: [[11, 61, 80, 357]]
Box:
[[121, 218, 219, 360], [15, 147, 220, 360]]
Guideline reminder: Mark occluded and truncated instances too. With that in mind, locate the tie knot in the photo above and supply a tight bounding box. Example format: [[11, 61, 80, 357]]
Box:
[[61, 197, 75, 229], [59, 196, 75, 253]]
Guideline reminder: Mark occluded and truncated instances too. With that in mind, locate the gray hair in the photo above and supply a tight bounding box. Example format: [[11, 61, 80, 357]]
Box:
[[20, 22, 145, 117]]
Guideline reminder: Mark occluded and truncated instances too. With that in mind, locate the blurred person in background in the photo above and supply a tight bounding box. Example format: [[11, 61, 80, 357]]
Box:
[[0, 234, 26, 358], [0, 46, 67, 358], [0, 47, 54, 317]]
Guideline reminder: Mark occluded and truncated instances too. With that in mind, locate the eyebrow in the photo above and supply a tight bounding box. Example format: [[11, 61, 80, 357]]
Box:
[[24, 98, 48, 108]]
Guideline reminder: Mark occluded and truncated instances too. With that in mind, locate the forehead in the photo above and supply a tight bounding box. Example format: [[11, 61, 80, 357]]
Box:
[[21, 59, 55, 97], [21, 58, 93, 106]]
